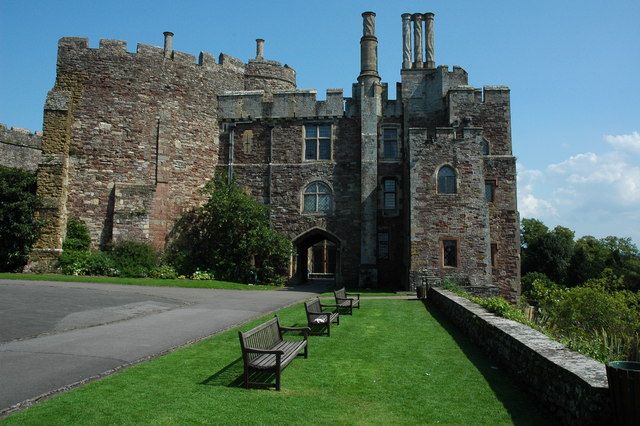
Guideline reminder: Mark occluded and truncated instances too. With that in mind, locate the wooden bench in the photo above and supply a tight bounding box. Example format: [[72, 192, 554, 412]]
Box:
[[334, 287, 361, 315], [238, 316, 310, 390], [304, 298, 340, 336]]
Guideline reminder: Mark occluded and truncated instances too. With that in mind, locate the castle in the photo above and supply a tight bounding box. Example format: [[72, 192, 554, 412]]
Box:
[[28, 12, 521, 299]]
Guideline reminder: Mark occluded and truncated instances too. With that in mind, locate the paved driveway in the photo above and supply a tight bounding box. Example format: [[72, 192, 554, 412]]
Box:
[[0, 279, 323, 413]]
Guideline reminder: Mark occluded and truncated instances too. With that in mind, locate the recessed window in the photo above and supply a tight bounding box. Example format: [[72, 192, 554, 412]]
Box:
[[383, 179, 397, 210], [442, 239, 458, 267], [382, 128, 398, 159], [437, 166, 457, 194], [378, 232, 389, 259], [303, 181, 332, 213], [491, 243, 498, 268], [485, 180, 496, 202], [482, 139, 490, 155], [305, 125, 331, 160]]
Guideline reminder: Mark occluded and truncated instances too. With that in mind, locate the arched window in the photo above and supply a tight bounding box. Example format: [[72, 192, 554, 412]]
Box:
[[437, 166, 457, 194], [303, 182, 332, 213]]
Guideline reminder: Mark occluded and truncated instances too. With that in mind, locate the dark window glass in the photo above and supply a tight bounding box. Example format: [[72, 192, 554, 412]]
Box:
[[303, 181, 332, 213], [383, 179, 396, 209], [305, 125, 331, 160], [438, 166, 456, 194], [378, 232, 389, 259], [485, 181, 495, 202], [443, 240, 457, 267], [382, 128, 398, 159]]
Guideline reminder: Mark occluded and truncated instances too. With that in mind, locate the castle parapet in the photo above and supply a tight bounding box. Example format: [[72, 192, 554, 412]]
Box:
[[218, 89, 345, 120]]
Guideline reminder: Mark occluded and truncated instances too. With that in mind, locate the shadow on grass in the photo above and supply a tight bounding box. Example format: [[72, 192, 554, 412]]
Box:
[[422, 300, 555, 426], [200, 357, 245, 388]]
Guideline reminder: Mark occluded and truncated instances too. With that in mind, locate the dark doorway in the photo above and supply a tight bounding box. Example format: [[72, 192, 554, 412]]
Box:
[[292, 228, 341, 285]]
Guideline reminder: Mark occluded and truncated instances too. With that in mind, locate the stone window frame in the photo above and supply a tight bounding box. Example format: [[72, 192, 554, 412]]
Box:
[[440, 237, 460, 268], [302, 123, 333, 162], [380, 125, 401, 162], [436, 164, 458, 195], [300, 179, 334, 216], [382, 177, 397, 210], [485, 179, 497, 203], [377, 231, 389, 260]]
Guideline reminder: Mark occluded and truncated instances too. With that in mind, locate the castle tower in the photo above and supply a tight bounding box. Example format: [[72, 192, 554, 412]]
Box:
[[358, 11, 382, 287]]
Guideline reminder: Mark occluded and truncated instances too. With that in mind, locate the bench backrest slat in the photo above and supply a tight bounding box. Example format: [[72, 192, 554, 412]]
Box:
[[305, 299, 321, 314], [240, 317, 282, 362], [334, 288, 346, 299]]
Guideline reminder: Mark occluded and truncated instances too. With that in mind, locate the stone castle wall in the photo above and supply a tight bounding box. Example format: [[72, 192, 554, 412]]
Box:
[[0, 124, 42, 171]]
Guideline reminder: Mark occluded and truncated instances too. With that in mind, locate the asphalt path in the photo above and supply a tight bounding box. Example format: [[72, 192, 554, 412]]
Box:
[[0, 279, 325, 414]]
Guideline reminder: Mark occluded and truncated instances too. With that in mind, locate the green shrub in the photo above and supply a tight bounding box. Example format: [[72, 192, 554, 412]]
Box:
[[109, 240, 158, 277], [166, 178, 291, 285], [191, 270, 215, 280], [63, 218, 91, 251], [476, 296, 531, 324], [149, 264, 178, 279], [0, 167, 41, 271], [58, 250, 118, 276]]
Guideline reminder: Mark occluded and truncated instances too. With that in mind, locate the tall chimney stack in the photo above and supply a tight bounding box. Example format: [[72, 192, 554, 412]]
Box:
[[412, 14, 423, 69], [424, 13, 435, 69], [163, 31, 174, 58], [401, 13, 412, 69], [255, 38, 265, 60], [359, 11, 379, 78]]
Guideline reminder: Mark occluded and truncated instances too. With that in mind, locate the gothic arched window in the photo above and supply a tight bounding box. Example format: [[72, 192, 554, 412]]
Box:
[[303, 182, 332, 213], [437, 166, 457, 194]]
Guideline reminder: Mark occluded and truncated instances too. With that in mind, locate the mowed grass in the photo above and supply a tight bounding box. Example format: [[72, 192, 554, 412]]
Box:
[[0, 273, 278, 291], [3, 300, 546, 425]]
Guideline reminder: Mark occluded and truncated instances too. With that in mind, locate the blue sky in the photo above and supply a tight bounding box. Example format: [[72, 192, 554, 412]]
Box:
[[1, 0, 639, 244]]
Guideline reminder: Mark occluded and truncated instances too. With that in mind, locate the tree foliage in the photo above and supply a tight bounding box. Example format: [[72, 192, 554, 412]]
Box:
[[0, 167, 41, 271], [521, 219, 575, 283], [63, 217, 92, 251], [166, 178, 291, 285]]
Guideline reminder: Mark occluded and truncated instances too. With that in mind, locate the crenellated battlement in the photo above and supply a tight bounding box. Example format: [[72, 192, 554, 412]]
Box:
[[218, 88, 345, 120], [448, 85, 510, 105], [56, 36, 256, 72]]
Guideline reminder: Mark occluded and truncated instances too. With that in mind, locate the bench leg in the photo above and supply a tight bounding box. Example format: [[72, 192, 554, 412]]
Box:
[[244, 366, 249, 389], [275, 367, 281, 391], [304, 344, 308, 359]]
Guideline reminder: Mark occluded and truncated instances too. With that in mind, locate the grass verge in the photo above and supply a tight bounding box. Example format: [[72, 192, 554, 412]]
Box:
[[3, 300, 546, 425], [0, 273, 278, 291]]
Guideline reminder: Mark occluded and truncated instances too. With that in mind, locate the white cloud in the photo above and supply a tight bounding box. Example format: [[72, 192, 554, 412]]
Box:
[[604, 131, 640, 154], [516, 132, 640, 243]]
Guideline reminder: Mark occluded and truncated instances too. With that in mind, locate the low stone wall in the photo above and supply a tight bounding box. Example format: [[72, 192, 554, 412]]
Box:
[[428, 287, 611, 425]]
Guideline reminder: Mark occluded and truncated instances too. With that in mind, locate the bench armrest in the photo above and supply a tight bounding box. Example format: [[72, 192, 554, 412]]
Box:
[[320, 303, 341, 309], [244, 347, 285, 355], [345, 293, 360, 300]]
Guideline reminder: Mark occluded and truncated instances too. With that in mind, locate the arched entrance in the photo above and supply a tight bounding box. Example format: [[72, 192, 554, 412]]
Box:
[[292, 228, 341, 285]]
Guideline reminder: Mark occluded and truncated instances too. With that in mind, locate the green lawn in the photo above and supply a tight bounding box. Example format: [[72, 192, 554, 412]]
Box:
[[0, 273, 278, 291], [3, 300, 546, 425]]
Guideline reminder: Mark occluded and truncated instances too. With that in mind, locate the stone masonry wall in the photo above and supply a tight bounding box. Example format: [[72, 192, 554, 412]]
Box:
[[429, 287, 612, 425], [0, 124, 42, 171], [217, 117, 361, 286], [53, 37, 245, 249], [407, 127, 493, 294]]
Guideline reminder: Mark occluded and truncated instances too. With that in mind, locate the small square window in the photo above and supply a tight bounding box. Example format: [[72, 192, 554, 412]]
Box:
[[382, 179, 397, 210], [442, 240, 458, 267]]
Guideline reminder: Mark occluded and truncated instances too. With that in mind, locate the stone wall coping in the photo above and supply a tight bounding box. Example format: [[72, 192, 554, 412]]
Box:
[[219, 90, 265, 97], [434, 288, 608, 389], [273, 89, 318, 95]]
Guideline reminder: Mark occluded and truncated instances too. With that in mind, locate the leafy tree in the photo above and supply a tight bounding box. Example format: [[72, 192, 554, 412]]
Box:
[[522, 222, 574, 283], [0, 167, 41, 271], [567, 236, 609, 286], [166, 178, 291, 285], [520, 218, 549, 249]]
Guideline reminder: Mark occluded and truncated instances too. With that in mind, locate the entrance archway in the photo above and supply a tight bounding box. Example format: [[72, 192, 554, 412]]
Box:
[[292, 228, 341, 285]]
